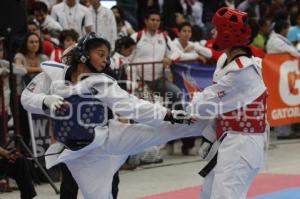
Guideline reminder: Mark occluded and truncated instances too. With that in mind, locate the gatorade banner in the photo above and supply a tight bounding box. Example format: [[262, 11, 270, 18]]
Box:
[[262, 54, 300, 126]]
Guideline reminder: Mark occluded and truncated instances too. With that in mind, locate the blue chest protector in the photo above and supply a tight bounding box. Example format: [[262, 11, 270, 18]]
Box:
[[51, 94, 107, 151]]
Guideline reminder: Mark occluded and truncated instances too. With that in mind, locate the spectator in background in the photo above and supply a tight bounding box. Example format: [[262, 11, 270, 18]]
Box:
[[89, 0, 117, 51], [131, 10, 187, 156], [181, 0, 204, 28], [111, 36, 137, 90], [112, 6, 135, 36], [15, 32, 49, 81], [14, 32, 49, 146], [27, 19, 41, 36], [130, 10, 181, 107], [50, 29, 79, 62], [0, 147, 37, 199], [32, 1, 62, 38], [252, 18, 272, 50], [51, 0, 93, 36], [26, 19, 55, 57], [266, 20, 300, 57], [165, 12, 186, 40], [173, 22, 212, 63], [160, 0, 183, 28], [287, 12, 300, 50], [137, 0, 160, 29], [200, 27, 222, 63], [116, 16, 128, 38]]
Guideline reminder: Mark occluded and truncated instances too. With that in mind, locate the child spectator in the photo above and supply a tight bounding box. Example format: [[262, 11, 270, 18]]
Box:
[[50, 29, 79, 63]]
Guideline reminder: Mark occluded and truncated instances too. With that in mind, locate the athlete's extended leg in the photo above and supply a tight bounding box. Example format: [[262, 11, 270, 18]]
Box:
[[103, 119, 210, 155]]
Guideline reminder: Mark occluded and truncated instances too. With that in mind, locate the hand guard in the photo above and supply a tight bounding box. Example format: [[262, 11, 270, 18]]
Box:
[[164, 110, 193, 125], [198, 137, 213, 160], [43, 95, 64, 113]]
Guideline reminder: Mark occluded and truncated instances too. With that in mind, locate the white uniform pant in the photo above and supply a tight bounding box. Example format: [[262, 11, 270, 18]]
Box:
[[201, 133, 265, 199], [63, 119, 209, 199]]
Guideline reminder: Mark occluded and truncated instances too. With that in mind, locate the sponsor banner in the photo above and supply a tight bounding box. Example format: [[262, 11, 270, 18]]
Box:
[[30, 114, 52, 157], [262, 54, 300, 126]]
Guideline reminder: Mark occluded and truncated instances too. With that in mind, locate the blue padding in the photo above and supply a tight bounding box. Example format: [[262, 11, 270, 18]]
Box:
[[252, 188, 300, 199], [52, 94, 107, 144]]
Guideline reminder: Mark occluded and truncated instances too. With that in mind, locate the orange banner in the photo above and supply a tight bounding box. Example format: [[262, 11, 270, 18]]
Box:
[[262, 53, 300, 126]]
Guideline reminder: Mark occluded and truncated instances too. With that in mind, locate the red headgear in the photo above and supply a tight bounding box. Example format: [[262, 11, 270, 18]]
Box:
[[212, 7, 252, 51]]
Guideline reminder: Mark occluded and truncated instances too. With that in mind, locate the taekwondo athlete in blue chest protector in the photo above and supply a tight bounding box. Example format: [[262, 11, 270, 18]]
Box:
[[21, 32, 212, 199]]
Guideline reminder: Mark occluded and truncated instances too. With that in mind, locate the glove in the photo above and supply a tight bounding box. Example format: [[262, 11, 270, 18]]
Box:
[[198, 137, 213, 160], [164, 110, 193, 125], [43, 95, 64, 112]]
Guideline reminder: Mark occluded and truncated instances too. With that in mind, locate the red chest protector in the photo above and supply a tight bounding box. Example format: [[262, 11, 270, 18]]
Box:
[[216, 91, 267, 139]]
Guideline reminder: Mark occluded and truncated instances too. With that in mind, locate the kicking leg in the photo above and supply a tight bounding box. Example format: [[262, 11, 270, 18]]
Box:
[[104, 119, 210, 155]]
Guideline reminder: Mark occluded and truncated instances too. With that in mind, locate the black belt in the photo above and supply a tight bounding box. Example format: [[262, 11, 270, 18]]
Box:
[[198, 134, 227, 177]]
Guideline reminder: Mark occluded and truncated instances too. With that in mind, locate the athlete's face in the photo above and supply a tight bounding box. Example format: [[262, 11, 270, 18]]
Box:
[[27, 34, 40, 53], [89, 45, 109, 72], [145, 14, 160, 32], [178, 26, 192, 41]]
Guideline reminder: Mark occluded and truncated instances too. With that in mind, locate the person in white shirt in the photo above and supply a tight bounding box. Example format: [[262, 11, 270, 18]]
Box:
[[130, 10, 182, 110], [266, 20, 300, 57], [173, 22, 212, 62], [89, 0, 117, 51], [51, 0, 93, 36], [33, 1, 63, 37], [131, 10, 191, 155]]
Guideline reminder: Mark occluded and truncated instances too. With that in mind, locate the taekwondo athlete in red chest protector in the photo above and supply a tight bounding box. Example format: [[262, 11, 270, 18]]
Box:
[[187, 7, 268, 199]]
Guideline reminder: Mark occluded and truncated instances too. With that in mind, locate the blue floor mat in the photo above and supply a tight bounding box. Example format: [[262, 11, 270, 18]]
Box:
[[252, 188, 300, 199]]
